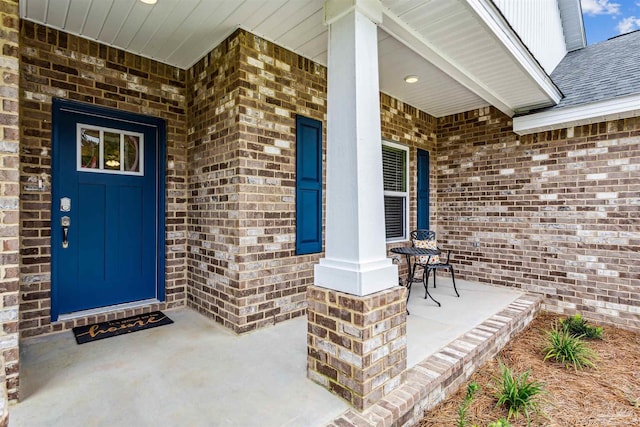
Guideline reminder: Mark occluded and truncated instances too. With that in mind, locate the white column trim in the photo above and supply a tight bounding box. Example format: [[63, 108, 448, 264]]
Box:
[[316, 1, 397, 296]]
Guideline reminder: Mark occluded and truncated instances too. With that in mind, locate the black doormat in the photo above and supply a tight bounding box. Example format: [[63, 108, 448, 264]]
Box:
[[72, 311, 173, 344]]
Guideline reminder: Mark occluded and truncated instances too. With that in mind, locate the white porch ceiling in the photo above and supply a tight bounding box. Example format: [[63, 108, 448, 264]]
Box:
[[20, 0, 559, 118]]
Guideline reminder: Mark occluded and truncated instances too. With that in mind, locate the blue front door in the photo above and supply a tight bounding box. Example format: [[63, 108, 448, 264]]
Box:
[[51, 99, 165, 320]]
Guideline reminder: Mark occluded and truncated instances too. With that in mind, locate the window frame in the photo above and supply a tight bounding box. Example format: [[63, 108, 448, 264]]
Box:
[[76, 123, 145, 176], [382, 140, 409, 243]]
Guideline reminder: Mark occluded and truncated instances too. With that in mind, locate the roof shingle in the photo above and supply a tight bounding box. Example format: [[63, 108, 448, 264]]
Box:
[[546, 30, 640, 110]]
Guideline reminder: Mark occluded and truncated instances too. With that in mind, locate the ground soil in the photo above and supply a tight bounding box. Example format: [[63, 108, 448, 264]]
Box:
[[418, 312, 640, 427]]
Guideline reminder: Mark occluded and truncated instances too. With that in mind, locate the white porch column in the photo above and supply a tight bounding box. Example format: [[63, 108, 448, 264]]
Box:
[[315, 0, 397, 296]]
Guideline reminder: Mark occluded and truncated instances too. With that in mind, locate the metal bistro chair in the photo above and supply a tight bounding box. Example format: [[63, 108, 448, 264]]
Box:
[[410, 229, 460, 300]]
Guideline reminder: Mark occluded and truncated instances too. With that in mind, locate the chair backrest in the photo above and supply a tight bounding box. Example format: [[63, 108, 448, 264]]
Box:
[[410, 229, 435, 242], [410, 229, 440, 264]]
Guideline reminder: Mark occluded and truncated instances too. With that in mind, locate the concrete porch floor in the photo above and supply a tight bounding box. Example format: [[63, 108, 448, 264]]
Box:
[[10, 280, 526, 427]]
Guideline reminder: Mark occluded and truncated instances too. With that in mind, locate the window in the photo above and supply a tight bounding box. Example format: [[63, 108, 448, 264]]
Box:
[[382, 141, 408, 241], [77, 123, 144, 176]]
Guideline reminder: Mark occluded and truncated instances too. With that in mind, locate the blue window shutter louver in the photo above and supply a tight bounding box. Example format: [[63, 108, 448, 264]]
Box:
[[296, 115, 323, 255]]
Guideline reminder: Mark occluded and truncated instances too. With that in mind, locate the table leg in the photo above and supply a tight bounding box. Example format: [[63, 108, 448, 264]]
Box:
[[404, 254, 412, 315]]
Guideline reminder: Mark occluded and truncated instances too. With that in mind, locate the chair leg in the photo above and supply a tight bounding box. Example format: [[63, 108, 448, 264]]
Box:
[[422, 268, 441, 307], [450, 266, 460, 297], [423, 268, 430, 298], [433, 269, 437, 288]]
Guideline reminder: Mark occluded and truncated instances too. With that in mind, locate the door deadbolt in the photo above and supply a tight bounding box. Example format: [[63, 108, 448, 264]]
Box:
[[60, 197, 71, 212]]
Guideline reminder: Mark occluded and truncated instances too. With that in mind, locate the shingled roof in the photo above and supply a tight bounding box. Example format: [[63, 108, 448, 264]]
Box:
[[546, 29, 640, 110]]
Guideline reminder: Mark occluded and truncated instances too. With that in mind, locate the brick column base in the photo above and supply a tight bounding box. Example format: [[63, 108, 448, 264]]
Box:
[[307, 285, 407, 411], [0, 355, 7, 427]]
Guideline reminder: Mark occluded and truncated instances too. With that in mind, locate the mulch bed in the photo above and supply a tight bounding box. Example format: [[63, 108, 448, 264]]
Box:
[[418, 312, 640, 427]]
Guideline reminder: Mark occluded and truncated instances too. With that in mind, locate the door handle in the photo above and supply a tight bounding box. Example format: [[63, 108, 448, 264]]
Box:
[[61, 216, 70, 248]]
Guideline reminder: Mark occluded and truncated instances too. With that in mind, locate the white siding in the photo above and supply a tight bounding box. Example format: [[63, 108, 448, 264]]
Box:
[[494, 0, 567, 74], [558, 0, 587, 51]]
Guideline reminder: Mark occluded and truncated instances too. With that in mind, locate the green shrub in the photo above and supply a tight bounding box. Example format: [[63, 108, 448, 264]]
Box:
[[560, 314, 603, 339], [487, 420, 511, 427], [543, 324, 598, 370], [456, 381, 480, 427], [494, 362, 544, 424]]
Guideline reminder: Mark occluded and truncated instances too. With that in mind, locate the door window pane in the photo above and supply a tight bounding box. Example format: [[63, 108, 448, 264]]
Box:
[[80, 128, 100, 169], [124, 135, 141, 173], [104, 132, 121, 170]]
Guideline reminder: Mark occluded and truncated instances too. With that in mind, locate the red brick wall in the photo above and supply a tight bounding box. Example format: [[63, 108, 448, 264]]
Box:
[[0, 0, 19, 405], [186, 30, 437, 333], [19, 22, 188, 338], [185, 30, 244, 330], [186, 30, 327, 333], [437, 107, 640, 330], [381, 93, 439, 232]]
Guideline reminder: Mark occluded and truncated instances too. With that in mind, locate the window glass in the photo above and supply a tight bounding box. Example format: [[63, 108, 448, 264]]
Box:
[[104, 132, 121, 171], [382, 145, 406, 192], [124, 135, 141, 173], [80, 128, 100, 169], [382, 142, 408, 241]]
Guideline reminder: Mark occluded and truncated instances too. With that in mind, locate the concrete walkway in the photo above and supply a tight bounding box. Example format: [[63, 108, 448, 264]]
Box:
[[10, 279, 524, 427]]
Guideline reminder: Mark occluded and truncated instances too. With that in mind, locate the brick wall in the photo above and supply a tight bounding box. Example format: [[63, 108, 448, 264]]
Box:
[[186, 30, 327, 333], [186, 30, 244, 330], [0, 0, 20, 404], [186, 30, 437, 334], [380, 94, 438, 277], [307, 285, 407, 411], [437, 107, 640, 330], [19, 22, 188, 338]]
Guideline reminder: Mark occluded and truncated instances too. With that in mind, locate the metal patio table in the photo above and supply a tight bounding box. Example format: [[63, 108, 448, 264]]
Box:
[[390, 246, 442, 310]]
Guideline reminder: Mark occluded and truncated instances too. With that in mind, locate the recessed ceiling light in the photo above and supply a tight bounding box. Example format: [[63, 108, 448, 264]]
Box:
[[404, 75, 419, 84], [140, 0, 157, 4]]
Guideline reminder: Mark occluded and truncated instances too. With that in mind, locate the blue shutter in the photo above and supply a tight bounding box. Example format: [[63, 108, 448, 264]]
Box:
[[417, 149, 430, 230], [296, 115, 323, 255]]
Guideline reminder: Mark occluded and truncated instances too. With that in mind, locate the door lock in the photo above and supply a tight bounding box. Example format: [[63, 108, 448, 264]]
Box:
[[60, 197, 71, 212], [61, 216, 70, 248]]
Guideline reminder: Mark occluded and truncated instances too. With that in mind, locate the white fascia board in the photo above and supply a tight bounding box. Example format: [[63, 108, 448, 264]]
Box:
[[513, 94, 640, 135], [464, 0, 563, 105], [380, 10, 515, 117]]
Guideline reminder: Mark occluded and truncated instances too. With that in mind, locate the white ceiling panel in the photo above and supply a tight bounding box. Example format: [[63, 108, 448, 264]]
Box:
[[112, 2, 154, 48], [253, 0, 320, 40], [275, 8, 324, 52], [45, 0, 69, 29], [97, 1, 135, 45], [143, 1, 196, 59], [60, 0, 91, 35], [126, 1, 176, 53], [384, 0, 434, 17], [240, 0, 291, 31], [21, 0, 558, 117], [83, 0, 114, 40], [22, 0, 47, 23], [377, 28, 489, 117]]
